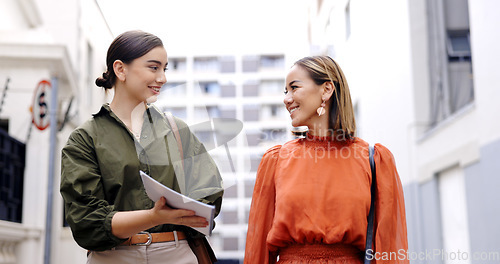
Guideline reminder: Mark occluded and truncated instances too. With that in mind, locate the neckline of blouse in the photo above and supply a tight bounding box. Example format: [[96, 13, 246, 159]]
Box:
[[304, 133, 336, 142], [298, 133, 357, 146]]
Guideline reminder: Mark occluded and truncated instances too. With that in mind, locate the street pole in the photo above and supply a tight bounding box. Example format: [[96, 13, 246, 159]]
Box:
[[44, 77, 58, 264], [0, 77, 10, 114]]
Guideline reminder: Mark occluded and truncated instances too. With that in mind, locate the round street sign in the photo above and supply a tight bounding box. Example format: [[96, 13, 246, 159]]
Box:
[[31, 80, 51, 131]]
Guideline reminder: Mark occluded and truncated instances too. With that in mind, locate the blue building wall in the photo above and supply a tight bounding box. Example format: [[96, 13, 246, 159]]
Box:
[[464, 139, 500, 263], [405, 138, 500, 264]]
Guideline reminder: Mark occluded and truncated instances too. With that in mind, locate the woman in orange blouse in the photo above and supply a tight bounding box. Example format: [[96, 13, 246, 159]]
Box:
[[244, 56, 408, 263]]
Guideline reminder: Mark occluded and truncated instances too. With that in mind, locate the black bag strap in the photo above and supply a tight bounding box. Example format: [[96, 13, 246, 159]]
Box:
[[364, 145, 376, 264]]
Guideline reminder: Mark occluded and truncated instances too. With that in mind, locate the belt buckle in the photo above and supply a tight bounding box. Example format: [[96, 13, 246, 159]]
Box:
[[135, 231, 153, 246]]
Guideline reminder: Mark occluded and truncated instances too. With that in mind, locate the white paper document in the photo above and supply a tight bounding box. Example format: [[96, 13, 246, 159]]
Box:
[[140, 171, 215, 236]]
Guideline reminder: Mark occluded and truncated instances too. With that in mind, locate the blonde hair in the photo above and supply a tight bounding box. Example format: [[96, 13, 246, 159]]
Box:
[[294, 56, 356, 141]]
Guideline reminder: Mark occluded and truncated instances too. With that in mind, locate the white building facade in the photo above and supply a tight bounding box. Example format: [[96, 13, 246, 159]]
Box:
[[309, 0, 500, 263], [0, 0, 112, 264]]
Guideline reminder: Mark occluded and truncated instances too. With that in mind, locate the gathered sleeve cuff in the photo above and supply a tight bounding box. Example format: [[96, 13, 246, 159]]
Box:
[[372, 144, 409, 263], [60, 128, 127, 251], [244, 145, 281, 264]]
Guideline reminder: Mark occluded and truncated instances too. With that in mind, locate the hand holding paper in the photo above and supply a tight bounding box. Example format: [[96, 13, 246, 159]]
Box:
[[150, 196, 209, 228], [140, 171, 216, 236]]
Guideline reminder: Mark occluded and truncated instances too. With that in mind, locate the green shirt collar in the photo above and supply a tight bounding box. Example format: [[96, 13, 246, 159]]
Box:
[[93, 103, 172, 147]]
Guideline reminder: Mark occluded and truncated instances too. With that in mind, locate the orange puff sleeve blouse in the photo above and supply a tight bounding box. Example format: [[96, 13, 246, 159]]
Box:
[[244, 135, 409, 263]]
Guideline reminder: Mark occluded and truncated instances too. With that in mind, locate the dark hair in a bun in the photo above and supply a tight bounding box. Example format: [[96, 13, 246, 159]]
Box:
[[95, 30, 164, 89], [95, 72, 113, 89]]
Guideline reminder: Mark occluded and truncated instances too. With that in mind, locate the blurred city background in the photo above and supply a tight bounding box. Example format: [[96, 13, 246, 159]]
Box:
[[0, 0, 499, 263]]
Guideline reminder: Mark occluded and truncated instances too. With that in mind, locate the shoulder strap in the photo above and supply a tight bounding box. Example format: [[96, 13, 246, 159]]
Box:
[[164, 112, 184, 170], [364, 145, 376, 264]]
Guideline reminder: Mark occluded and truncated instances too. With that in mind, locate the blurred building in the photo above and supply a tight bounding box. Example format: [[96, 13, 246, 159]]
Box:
[[157, 53, 293, 261], [0, 0, 112, 263], [309, 0, 500, 263], [0, 1, 309, 263]]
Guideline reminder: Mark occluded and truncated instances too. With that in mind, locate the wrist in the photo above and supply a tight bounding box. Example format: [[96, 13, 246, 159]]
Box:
[[147, 209, 157, 227]]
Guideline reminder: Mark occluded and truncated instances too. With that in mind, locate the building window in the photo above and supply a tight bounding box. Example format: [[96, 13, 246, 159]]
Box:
[[161, 82, 186, 97], [245, 131, 261, 146], [224, 184, 237, 199], [261, 104, 287, 120], [446, 30, 473, 113], [220, 106, 237, 119], [0, 129, 25, 223], [427, 0, 474, 127], [196, 82, 220, 97], [243, 81, 259, 97], [260, 55, 284, 69], [161, 107, 187, 120], [245, 207, 251, 223], [169, 57, 187, 72], [194, 106, 220, 120], [243, 105, 260, 122], [206, 106, 221, 118], [193, 57, 219, 72], [345, 1, 351, 39], [220, 56, 236, 73], [0, 119, 8, 132], [244, 155, 262, 173], [242, 56, 259, 72], [438, 166, 471, 259], [221, 83, 236, 98], [260, 128, 287, 145], [221, 210, 239, 225], [244, 179, 255, 198], [223, 237, 239, 251], [259, 80, 283, 96], [271, 105, 278, 116], [211, 118, 239, 147]]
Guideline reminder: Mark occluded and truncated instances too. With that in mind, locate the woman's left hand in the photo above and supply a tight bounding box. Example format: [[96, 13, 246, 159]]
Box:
[[149, 196, 209, 227]]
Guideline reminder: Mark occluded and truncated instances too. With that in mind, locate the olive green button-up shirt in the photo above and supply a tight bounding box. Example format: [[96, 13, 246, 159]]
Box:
[[60, 104, 223, 251]]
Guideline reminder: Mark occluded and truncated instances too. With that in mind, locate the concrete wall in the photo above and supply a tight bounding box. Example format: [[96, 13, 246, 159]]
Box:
[[0, 0, 111, 263], [312, 0, 500, 263], [406, 0, 500, 262]]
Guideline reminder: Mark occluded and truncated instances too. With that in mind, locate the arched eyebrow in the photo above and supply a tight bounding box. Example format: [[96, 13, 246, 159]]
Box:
[[147, 59, 168, 67], [285, 80, 301, 89]]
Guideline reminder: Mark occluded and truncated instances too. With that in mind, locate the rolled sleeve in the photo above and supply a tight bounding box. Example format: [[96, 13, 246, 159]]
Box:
[[60, 128, 127, 251]]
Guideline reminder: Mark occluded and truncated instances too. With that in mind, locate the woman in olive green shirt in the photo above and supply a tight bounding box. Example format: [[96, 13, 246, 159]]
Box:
[[60, 30, 223, 263]]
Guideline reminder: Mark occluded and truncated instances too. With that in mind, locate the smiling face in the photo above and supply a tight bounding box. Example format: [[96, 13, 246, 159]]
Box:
[[120, 46, 168, 104], [284, 65, 326, 128]]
